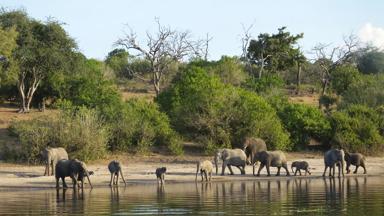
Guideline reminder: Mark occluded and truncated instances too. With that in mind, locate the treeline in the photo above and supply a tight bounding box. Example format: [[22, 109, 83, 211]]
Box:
[[1, 10, 383, 162]]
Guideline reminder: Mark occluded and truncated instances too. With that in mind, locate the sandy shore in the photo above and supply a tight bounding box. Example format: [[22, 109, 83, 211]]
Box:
[[0, 153, 383, 189]]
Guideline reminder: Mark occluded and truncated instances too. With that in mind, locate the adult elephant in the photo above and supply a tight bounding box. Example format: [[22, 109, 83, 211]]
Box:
[[41, 147, 68, 176], [322, 149, 345, 177], [214, 148, 247, 176], [55, 159, 93, 189], [243, 137, 267, 176], [254, 151, 290, 176]]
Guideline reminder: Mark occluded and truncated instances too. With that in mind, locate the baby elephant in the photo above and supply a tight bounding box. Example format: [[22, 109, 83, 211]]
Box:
[[291, 161, 311, 176], [108, 160, 127, 186], [156, 167, 167, 184], [195, 160, 213, 181], [345, 152, 367, 174]]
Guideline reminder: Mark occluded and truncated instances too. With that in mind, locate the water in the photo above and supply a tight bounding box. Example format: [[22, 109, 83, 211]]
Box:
[[0, 176, 383, 215]]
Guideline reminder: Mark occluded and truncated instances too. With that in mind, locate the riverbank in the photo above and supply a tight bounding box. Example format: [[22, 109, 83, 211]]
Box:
[[0, 152, 383, 188]]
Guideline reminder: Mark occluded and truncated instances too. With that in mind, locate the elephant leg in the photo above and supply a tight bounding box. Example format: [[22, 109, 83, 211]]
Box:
[[62, 177, 68, 189], [116, 172, 120, 185], [353, 166, 359, 174], [209, 172, 212, 181], [346, 163, 351, 174], [257, 164, 265, 176], [204, 172, 208, 181], [299, 170, 302, 176], [201, 171, 204, 181], [276, 167, 281, 176], [283, 165, 290, 176], [221, 162, 227, 176], [109, 173, 113, 186], [242, 165, 246, 175], [266, 163, 271, 176], [253, 163, 256, 176], [52, 160, 56, 176], [294, 169, 298, 176], [56, 177, 60, 188], [227, 165, 234, 175], [322, 166, 327, 177], [362, 164, 367, 174], [44, 163, 48, 176], [237, 166, 245, 175]]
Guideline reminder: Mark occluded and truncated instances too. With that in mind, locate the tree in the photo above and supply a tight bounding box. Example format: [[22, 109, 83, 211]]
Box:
[[247, 27, 304, 78], [312, 34, 359, 98], [357, 48, 384, 74], [0, 10, 77, 112], [0, 26, 18, 87], [115, 19, 203, 96], [105, 48, 129, 78]]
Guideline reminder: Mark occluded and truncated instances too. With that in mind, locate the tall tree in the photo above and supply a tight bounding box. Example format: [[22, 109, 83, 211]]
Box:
[[115, 19, 203, 96], [0, 26, 18, 86], [247, 27, 304, 78], [312, 34, 359, 97], [357, 48, 384, 75], [0, 10, 77, 112]]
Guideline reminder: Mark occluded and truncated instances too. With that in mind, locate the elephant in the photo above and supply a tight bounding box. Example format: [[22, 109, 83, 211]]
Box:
[[344, 152, 367, 174], [156, 167, 167, 184], [41, 147, 68, 176], [214, 148, 247, 176], [254, 151, 290, 176], [322, 149, 345, 177], [77, 171, 94, 188], [108, 160, 127, 186], [291, 161, 311, 176], [243, 137, 267, 176], [55, 159, 93, 189], [195, 160, 213, 181]]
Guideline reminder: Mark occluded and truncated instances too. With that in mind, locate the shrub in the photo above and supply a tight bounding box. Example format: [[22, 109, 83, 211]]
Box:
[[278, 103, 331, 150], [109, 98, 183, 155], [330, 105, 384, 155], [242, 74, 284, 94], [7, 107, 109, 163], [330, 65, 360, 95], [341, 74, 384, 108], [157, 66, 290, 151]]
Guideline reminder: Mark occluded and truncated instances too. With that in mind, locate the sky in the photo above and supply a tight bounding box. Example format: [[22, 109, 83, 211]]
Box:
[[2, 0, 384, 60]]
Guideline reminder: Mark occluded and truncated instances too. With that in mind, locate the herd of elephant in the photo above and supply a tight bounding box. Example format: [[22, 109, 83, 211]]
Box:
[[197, 138, 367, 181], [41, 137, 367, 189]]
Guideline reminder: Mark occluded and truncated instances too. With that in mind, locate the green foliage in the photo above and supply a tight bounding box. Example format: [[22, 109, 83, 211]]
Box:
[[278, 103, 331, 150], [247, 27, 304, 73], [242, 74, 284, 93], [341, 74, 384, 108], [330, 105, 384, 154], [330, 65, 360, 95], [109, 99, 183, 155], [7, 107, 109, 163], [157, 66, 290, 151], [105, 48, 129, 77], [357, 50, 384, 74], [208, 56, 248, 86], [319, 94, 338, 111]]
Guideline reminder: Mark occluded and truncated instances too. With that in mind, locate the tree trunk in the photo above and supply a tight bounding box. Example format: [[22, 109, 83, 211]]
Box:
[[295, 64, 301, 95], [17, 69, 40, 113]]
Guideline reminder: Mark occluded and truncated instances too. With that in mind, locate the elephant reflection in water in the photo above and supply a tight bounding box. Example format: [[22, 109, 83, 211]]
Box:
[[195, 182, 213, 205], [323, 177, 345, 202], [346, 177, 367, 198]]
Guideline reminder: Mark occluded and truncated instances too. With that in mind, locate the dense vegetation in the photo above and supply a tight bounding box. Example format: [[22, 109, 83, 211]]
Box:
[[1, 9, 384, 162]]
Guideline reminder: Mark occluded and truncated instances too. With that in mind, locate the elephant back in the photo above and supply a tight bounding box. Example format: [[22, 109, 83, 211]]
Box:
[[108, 160, 121, 173], [269, 151, 287, 166]]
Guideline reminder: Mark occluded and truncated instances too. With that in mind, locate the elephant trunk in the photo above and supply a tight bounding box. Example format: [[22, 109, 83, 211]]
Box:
[[120, 169, 127, 185], [340, 150, 345, 176], [195, 162, 200, 181], [86, 171, 93, 188]]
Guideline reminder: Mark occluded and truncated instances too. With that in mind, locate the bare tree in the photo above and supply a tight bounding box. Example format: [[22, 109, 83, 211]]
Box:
[[116, 19, 203, 96], [312, 34, 359, 97]]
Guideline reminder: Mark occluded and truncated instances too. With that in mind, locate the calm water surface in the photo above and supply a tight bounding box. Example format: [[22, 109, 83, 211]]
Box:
[[0, 176, 383, 215]]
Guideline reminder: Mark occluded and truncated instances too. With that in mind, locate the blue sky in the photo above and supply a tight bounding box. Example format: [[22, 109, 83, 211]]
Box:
[[2, 0, 384, 60]]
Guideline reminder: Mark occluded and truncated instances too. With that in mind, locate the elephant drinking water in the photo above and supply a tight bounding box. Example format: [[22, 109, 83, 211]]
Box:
[[55, 159, 93, 189]]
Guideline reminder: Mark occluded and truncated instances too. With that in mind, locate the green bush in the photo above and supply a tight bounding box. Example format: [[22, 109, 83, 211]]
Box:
[[330, 65, 360, 95], [157, 66, 290, 151], [341, 74, 384, 108], [278, 103, 331, 150], [330, 105, 384, 155], [7, 107, 109, 163], [109, 99, 183, 155], [242, 74, 284, 94]]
